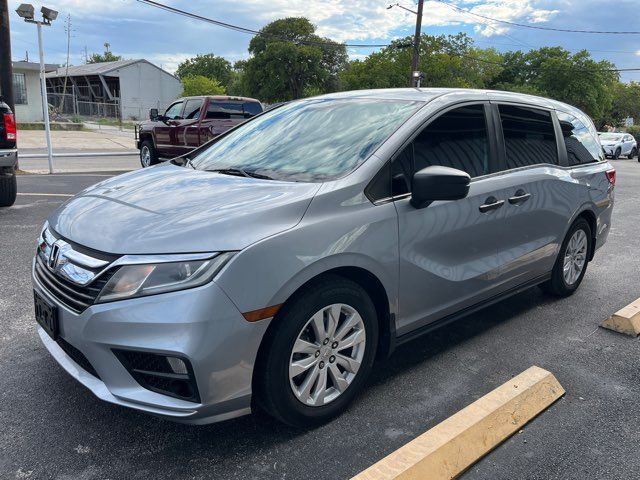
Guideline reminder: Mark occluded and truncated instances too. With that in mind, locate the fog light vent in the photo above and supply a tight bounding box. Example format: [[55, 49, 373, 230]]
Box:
[[113, 349, 200, 403], [167, 356, 188, 375]]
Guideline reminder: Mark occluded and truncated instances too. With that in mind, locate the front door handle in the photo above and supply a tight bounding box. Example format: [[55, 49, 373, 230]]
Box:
[[508, 190, 531, 205], [479, 196, 505, 213]]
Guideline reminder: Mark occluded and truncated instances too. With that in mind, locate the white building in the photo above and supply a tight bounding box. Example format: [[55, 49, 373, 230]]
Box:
[[46, 59, 181, 121], [11, 61, 58, 122]]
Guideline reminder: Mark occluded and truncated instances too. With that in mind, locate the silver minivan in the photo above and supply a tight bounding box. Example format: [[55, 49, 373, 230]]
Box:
[[33, 89, 615, 426]]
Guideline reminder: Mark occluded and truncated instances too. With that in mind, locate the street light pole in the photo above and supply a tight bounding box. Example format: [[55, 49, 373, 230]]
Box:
[[15, 3, 57, 174], [411, 0, 425, 87], [36, 21, 54, 174]]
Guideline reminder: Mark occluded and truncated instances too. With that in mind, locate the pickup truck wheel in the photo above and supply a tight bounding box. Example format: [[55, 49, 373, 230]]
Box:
[[140, 140, 159, 168], [0, 169, 17, 207]]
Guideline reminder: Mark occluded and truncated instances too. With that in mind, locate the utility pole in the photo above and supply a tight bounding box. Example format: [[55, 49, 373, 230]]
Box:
[[0, 0, 14, 111], [410, 0, 425, 87], [59, 14, 72, 113]]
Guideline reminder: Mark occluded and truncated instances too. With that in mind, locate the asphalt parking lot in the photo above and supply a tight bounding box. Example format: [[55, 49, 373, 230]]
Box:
[[1, 161, 639, 480]]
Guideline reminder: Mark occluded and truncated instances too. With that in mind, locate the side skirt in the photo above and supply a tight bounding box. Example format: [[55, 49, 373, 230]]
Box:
[[393, 273, 552, 349]]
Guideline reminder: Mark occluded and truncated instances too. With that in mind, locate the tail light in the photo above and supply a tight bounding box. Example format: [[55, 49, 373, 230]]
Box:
[[605, 169, 616, 187], [3, 113, 16, 141]]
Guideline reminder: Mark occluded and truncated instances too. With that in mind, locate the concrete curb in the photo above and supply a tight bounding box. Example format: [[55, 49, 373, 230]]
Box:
[[352, 366, 565, 480], [601, 298, 640, 336], [19, 151, 139, 159]]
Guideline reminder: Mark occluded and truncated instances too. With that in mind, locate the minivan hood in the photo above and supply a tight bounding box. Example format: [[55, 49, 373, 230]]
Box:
[[49, 164, 321, 254]]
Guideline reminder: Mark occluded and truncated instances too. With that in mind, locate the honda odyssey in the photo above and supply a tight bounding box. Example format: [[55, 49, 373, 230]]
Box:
[[32, 88, 615, 426]]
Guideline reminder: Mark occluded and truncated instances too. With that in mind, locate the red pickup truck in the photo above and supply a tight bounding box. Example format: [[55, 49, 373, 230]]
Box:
[[135, 95, 263, 167]]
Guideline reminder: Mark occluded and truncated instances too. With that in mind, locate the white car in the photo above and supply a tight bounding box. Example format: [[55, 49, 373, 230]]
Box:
[[598, 132, 637, 159]]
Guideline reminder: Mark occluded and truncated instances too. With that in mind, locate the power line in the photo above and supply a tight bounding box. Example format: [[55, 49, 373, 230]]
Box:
[[440, 1, 640, 35], [437, 1, 534, 50], [136, 0, 640, 74], [136, 0, 391, 48], [455, 51, 640, 73]]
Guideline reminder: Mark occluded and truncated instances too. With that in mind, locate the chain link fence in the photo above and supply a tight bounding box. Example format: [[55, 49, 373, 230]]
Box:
[[47, 92, 120, 121]]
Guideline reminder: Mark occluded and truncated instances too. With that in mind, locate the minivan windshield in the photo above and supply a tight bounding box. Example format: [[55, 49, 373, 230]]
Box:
[[190, 98, 421, 182]]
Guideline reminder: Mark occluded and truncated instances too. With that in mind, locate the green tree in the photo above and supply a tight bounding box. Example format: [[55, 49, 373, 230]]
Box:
[[338, 33, 501, 91], [175, 54, 233, 88], [607, 81, 640, 127], [180, 75, 226, 96], [226, 60, 247, 96], [491, 47, 619, 124], [243, 17, 348, 102], [87, 50, 123, 64]]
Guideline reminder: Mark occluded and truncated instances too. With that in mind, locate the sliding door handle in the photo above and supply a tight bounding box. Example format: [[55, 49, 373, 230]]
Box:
[[479, 196, 505, 213]]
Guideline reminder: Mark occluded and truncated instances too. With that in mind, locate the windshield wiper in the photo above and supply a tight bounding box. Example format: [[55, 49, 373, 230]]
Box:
[[206, 168, 274, 180]]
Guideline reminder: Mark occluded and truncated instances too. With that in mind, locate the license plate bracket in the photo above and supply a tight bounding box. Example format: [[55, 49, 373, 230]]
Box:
[[34, 290, 59, 340]]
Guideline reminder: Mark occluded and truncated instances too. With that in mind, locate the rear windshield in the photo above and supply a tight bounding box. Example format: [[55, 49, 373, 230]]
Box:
[[206, 101, 263, 119], [191, 98, 421, 182]]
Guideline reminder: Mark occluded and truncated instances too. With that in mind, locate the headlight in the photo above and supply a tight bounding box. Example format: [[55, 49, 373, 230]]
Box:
[[96, 253, 234, 302]]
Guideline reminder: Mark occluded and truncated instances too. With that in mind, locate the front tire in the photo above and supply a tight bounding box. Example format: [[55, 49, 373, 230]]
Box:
[[255, 275, 378, 427], [540, 218, 591, 296], [613, 147, 621, 159], [0, 169, 17, 207], [139, 139, 159, 168]]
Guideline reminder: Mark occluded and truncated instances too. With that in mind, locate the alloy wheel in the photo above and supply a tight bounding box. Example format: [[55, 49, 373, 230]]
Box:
[[141, 146, 151, 167], [288, 303, 366, 407], [563, 229, 587, 285]]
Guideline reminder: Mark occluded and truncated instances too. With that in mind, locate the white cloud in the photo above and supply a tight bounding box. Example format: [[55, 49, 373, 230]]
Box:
[[9, 0, 563, 67], [229, 0, 559, 42]]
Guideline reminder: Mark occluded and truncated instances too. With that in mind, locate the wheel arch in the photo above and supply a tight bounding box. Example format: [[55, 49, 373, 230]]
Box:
[[574, 209, 597, 261], [138, 131, 155, 148], [253, 265, 395, 392]]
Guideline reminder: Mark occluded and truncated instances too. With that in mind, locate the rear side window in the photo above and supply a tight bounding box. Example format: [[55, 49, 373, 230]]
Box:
[[243, 102, 263, 117], [556, 111, 603, 165], [499, 105, 558, 169], [183, 99, 203, 120], [206, 102, 244, 119]]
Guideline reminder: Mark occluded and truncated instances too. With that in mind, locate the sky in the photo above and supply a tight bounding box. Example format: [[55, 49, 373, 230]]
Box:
[[7, 0, 640, 82]]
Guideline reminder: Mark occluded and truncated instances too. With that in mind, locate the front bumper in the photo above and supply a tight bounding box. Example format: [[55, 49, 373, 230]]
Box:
[[602, 146, 618, 157], [32, 261, 270, 424], [0, 149, 17, 168]]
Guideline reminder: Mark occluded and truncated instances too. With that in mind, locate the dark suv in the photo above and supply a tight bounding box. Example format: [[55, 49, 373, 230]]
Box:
[[0, 98, 17, 207], [135, 95, 263, 167]]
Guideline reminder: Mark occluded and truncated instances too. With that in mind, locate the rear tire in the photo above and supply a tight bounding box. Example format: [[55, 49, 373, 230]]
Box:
[[140, 139, 159, 168], [0, 170, 17, 207], [255, 275, 378, 427], [540, 218, 591, 297], [630, 147, 638, 159]]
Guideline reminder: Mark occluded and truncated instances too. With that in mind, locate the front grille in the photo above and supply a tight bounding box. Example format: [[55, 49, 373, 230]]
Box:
[[34, 254, 116, 313], [57, 337, 100, 379]]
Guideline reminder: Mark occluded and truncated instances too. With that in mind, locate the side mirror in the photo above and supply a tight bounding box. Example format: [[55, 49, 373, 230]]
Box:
[[149, 108, 159, 121], [410, 166, 470, 209]]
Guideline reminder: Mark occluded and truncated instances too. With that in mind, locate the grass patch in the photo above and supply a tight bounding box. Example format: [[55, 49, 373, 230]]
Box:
[[95, 118, 137, 129]]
